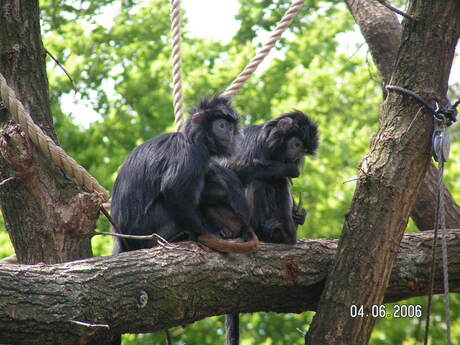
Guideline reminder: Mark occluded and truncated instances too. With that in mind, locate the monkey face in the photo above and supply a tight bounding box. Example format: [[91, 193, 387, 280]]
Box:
[[212, 118, 235, 147], [207, 118, 237, 156], [285, 136, 306, 164]]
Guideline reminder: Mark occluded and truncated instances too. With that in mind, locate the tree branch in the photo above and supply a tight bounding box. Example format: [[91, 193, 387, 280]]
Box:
[[344, 0, 460, 230], [0, 231, 459, 344], [344, 0, 402, 87], [307, 1, 460, 343], [411, 163, 460, 230], [0, 0, 97, 264], [375, 0, 416, 20]]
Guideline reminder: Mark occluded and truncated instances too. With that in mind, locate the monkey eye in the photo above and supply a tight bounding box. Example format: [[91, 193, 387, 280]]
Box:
[[219, 122, 225, 129]]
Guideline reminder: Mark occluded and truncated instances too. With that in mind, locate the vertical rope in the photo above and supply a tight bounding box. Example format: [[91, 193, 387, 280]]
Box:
[[221, 0, 305, 99], [438, 163, 452, 345], [424, 149, 451, 345], [170, 0, 185, 131]]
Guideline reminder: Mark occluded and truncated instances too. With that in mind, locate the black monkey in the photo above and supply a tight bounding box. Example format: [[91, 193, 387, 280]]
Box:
[[200, 156, 301, 250], [239, 110, 318, 243], [199, 160, 259, 253], [225, 110, 319, 345], [112, 97, 258, 253]]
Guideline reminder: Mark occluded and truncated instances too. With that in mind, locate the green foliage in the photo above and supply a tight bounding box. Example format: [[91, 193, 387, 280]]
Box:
[[121, 313, 315, 345], [0, 1, 459, 344], [371, 296, 460, 345], [0, 214, 13, 258]]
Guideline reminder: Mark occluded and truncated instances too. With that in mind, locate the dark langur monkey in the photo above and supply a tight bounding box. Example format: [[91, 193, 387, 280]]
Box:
[[240, 110, 318, 243], [202, 128, 303, 246], [200, 160, 258, 252], [198, 159, 258, 253], [111, 97, 258, 254], [200, 156, 301, 249], [225, 110, 319, 345]]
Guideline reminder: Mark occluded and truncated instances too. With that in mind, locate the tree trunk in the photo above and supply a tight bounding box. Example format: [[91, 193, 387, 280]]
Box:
[[344, 0, 401, 89], [0, 0, 99, 264], [411, 164, 460, 230], [0, 232, 458, 344], [344, 0, 460, 231], [307, 1, 460, 344]]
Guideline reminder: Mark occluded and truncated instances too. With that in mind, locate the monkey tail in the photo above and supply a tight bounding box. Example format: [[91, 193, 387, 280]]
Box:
[[197, 232, 259, 254], [226, 313, 240, 345]]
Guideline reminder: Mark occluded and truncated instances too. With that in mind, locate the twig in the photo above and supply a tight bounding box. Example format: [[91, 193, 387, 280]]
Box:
[[102, 200, 111, 209], [375, 0, 416, 20], [92, 231, 174, 248], [296, 328, 307, 336], [99, 206, 119, 232], [45, 49, 77, 92], [343, 177, 359, 184], [70, 320, 110, 329], [0, 176, 16, 188], [347, 41, 366, 61], [0, 254, 18, 264]]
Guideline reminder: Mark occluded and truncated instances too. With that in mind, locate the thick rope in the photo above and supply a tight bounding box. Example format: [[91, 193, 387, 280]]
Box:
[[170, 0, 185, 131], [0, 1, 303, 200], [439, 165, 452, 345], [0, 73, 110, 201], [424, 160, 452, 345], [221, 0, 305, 98]]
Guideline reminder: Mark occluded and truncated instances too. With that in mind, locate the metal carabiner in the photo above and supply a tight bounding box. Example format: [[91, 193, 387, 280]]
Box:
[[432, 122, 450, 163]]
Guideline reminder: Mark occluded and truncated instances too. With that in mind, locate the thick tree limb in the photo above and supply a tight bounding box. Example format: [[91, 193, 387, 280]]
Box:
[[411, 164, 460, 230], [344, 0, 402, 87], [307, 1, 460, 344], [0, 231, 459, 344], [344, 0, 460, 230], [0, 0, 98, 264]]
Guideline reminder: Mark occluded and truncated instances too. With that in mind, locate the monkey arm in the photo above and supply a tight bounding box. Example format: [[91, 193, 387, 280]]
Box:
[[223, 159, 300, 185], [201, 182, 227, 204], [160, 139, 211, 237], [162, 194, 211, 239], [162, 180, 210, 237]]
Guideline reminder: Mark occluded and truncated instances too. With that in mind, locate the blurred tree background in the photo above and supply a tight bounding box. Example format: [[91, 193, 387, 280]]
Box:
[[1, 0, 459, 344]]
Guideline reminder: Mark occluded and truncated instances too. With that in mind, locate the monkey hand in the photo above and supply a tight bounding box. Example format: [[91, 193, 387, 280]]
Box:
[[292, 207, 307, 226], [284, 163, 300, 178], [263, 218, 283, 232], [219, 225, 241, 239]]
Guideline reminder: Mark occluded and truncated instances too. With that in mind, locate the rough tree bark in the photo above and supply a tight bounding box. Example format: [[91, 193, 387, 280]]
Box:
[[412, 163, 460, 230], [0, 0, 100, 264], [344, 0, 460, 231], [307, 1, 460, 344], [0, 232, 459, 344]]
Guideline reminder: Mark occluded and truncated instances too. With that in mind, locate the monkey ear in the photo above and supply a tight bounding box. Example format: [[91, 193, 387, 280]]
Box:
[[191, 111, 207, 125], [278, 117, 294, 131]]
